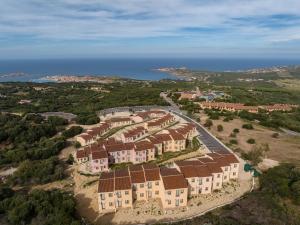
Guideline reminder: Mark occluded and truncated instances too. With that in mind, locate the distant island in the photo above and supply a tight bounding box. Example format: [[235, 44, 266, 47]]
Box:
[[0, 72, 27, 78]]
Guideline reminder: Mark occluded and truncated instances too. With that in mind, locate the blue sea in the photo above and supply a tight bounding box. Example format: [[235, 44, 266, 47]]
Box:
[[0, 58, 299, 82]]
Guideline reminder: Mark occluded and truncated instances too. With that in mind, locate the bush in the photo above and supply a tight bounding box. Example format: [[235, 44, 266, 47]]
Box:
[[76, 114, 100, 125], [217, 125, 224, 132], [229, 133, 236, 138], [233, 128, 240, 133], [204, 119, 213, 128], [48, 116, 68, 126], [230, 139, 238, 145], [62, 126, 83, 138], [272, 132, 279, 138], [242, 124, 254, 130], [247, 138, 256, 144]]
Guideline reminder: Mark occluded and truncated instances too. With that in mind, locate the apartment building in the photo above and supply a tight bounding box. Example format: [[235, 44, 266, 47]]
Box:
[[121, 126, 147, 143], [97, 152, 240, 214], [76, 122, 111, 146], [134, 140, 156, 163], [175, 160, 213, 195], [106, 117, 133, 128], [75, 145, 109, 173], [160, 168, 188, 209], [136, 110, 166, 120], [146, 114, 176, 131], [176, 123, 198, 140], [76, 133, 94, 146], [166, 129, 186, 151], [98, 170, 133, 214], [106, 142, 135, 164]]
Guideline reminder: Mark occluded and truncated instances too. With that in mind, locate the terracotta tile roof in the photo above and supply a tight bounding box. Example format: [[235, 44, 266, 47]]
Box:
[[206, 163, 223, 174], [147, 136, 163, 145], [160, 167, 181, 176], [129, 164, 143, 172], [175, 160, 203, 167], [179, 165, 198, 178], [161, 174, 188, 190], [91, 150, 108, 160], [195, 166, 212, 177], [136, 110, 166, 119], [123, 126, 146, 138], [147, 114, 174, 127], [107, 117, 132, 123], [144, 169, 160, 181], [98, 178, 114, 193], [134, 140, 155, 151], [100, 171, 114, 180], [105, 143, 134, 152], [76, 149, 88, 159], [153, 133, 172, 142], [167, 129, 185, 141], [78, 133, 93, 141], [130, 171, 146, 183], [114, 169, 130, 178], [142, 163, 159, 170], [115, 177, 132, 190]]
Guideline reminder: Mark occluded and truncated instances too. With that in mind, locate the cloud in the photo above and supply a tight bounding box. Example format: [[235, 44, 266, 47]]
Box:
[[0, 0, 300, 58]]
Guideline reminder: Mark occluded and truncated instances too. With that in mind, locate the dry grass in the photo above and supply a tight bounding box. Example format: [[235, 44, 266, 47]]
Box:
[[201, 113, 300, 166]]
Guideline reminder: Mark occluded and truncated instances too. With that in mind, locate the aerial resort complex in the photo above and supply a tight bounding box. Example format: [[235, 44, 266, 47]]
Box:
[[73, 108, 242, 216]]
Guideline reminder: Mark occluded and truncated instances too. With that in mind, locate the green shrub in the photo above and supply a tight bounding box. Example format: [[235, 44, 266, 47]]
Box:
[[230, 139, 238, 145], [62, 126, 83, 138], [217, 124, 224, 132], [242, 123, 254, 130], [247, 138, 256, 144]]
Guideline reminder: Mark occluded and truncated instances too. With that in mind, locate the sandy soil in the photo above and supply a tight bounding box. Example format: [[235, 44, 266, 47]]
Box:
[[199, 112, 300, 166]]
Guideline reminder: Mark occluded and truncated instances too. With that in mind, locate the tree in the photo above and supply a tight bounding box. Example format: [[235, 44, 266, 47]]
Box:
[[204, 119, 213, 128], [247, 138, 256, 144], [217, 124, 223, 132], [242, 123, 254, 130], [62, 126, 83, 138], [233, 128, 240, 133]]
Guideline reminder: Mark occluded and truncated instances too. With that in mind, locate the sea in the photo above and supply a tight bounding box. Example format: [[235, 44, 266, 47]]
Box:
[[0, 58, 299, 82]]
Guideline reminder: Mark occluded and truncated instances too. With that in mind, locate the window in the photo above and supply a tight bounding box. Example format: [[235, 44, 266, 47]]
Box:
[[217, 174, 221, 178], [125, 200, 129, 204], [100, 194, 105, 200], [125, 191, 129, 195], [148, 182, 152, 189], [155, 181, 159, 186], [216, 182, 220, 187], [109, 202, 113, 206], [180, 199, 183, 203], [168, 200, 171, 205], [109, 193, 113, 197], [181, 189, 184, 193], [191, 178, 195, 182], [225, 167, 228, 171], [224, 176, 227, 180], [155, 191, 159, 195], [234, 164, 237, 168], [176, 190, 180, 197], [233, 172, 236, 176], [116, 191, 121, 198], [199, 179, 202, 185], [175, 199, 179, 206], [167, 191, 171, 195], [205, 187, 208, 191], [140, 184, 144, 188], [140, 193, 144, 197]]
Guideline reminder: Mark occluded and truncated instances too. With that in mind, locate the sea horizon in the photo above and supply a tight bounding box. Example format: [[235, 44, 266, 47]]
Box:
[[0, 58, 300, 82]]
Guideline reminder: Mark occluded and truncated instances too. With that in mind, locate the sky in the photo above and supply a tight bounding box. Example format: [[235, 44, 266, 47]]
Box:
[[1, 0, 300, 59]]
